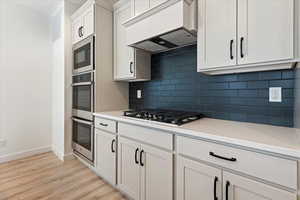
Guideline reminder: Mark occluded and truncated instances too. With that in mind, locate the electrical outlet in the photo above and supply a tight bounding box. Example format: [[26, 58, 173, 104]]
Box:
[[269, 87, 282, 102], [137, 90, 142, 99]]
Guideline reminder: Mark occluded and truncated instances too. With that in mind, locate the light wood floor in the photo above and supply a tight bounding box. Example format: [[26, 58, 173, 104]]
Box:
[[0, 152, 127, 200]]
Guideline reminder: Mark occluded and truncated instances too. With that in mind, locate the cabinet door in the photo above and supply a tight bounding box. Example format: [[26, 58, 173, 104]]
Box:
[[237, 0, 294, 65], [118, 137, 141, 200], [223, 172, 296, 200], [133, 0, 149, 16], [72, 17, 83, 44], [150, 0, 167, 8], [114, 3, 135, 80], [177, 156, 222, 200], [82, 5, 94, 39], [140, 144, 173, 200], [95, 129, 116, 185], [198, 0, 237, 69]]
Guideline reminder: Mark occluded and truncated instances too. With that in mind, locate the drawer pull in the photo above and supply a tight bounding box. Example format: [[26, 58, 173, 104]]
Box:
[[99, 123, 108, 127], [214, 176, 218, 200], [209, 152, 237, 162]]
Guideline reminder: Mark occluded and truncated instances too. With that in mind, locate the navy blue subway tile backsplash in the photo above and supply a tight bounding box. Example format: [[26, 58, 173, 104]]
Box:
[[129, 45, 295, 127]]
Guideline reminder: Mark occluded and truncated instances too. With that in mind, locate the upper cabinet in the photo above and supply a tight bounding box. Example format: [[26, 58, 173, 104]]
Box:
[[131, 0, 167, 16], [71, 3, 95, 44], [198, 0, 295, 75], [114, 0, 151, 81]]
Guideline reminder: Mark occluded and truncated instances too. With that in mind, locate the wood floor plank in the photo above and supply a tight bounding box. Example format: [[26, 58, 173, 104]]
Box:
[[0, 152, 126, 200]]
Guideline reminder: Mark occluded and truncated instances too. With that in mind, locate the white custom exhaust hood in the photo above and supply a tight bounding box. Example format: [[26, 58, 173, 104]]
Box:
[[123, 0, 197, 53]]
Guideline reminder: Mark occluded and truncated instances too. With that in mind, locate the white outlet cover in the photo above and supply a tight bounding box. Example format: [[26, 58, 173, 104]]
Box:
[[269, 87, 282, 102], [137, 90, 142, 99]]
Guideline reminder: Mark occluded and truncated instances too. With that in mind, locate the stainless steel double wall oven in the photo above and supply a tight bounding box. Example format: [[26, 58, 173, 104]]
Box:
[[72, 35, 95, 163]]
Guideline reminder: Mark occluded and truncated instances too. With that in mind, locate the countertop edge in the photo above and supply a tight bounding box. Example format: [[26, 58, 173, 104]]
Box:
[[94, 113, 300, 159]]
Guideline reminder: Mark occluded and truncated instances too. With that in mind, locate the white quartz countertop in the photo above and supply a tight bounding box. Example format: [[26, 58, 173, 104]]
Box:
[[94, 111, 300, 159]]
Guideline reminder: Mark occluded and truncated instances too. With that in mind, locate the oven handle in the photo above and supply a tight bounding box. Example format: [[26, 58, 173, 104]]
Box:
[[72, 82, 93, 87], [72, 117, 93, 126]]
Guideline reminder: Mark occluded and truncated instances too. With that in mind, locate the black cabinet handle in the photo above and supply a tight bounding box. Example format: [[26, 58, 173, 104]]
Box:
[[135, 148, 139, 164], [209, 152, 237, 162], [140, 150, 144, 167], [240, 37, 244, 58], [78, 27, 81, 37], [111, 139, 116, 153], [230, 40, 234, 60], [99, 123, 108, 127], [214, 177, 218, 200], [226, 181, 230, 200], [130, 62, 134, 74]]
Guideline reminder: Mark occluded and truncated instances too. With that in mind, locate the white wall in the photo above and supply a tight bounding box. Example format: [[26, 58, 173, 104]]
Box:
[[51, 3, 66, 160], [0, 0, 53, 162]]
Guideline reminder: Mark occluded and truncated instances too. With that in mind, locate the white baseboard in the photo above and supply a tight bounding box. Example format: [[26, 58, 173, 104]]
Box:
[[51, 145, 65, 161], [63, 152, 75, 161], [0, 146, 51, 164]]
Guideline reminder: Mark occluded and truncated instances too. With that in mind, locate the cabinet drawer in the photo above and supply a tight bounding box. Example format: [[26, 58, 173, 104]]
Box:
[[118, 123, 173, 150], [95, 117, 117, 133], [177, 136, 297, 190]]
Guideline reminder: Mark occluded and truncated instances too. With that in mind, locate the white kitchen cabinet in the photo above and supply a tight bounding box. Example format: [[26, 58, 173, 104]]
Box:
[[177, 156, 296, 200], [71, 4, 95, 44], [150, 0, 167, 8], [237, 0, 293, 65], [177, 156, 222, 200], [118, 136, 173, 200], [133, 0, 149, 16], [131, 0, 167, 16], [114, 0, 151, 81], [140, 144, 173, 200], [118, 137, 141, 200], [223, 172, 296, 200], [198, 0, 237, 69], [95, 129, 116, 185], [198, 0, 295, 74]]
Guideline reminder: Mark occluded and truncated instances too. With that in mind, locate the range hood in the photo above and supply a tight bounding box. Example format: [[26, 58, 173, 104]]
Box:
[[123, 0, 197, 53]]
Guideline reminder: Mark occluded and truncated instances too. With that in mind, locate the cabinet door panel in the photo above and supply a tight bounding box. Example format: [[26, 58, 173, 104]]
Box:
[[72, 17, 82, 44], [177, 156, 222, 200], [140, 144, 173, 200], [82, 5, 94, 39], [238, 0, 294, 65], [198, 0, 237, 69], [95, 129, 116, 185], [114, 4, 135, 80], [118, 137, 140, 200], [133, 0, 149, 16], [223, 172, 296, 200], [150, 0, 167, 8]]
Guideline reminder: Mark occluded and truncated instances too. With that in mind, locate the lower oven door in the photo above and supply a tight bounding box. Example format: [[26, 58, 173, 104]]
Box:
[[72, 80, 94, 121], [72, 118, 94, 162]]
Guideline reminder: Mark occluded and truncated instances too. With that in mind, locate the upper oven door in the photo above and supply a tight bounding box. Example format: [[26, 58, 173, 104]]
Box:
[[72, 72, 94, 121], [73, 35, 94, 74]]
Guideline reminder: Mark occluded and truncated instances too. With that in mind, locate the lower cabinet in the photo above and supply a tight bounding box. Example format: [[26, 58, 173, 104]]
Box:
[[223, 172, 296, 200], [177, 156, 297, 200], [177, 156, 222, 200], [95, 129, 117, 185], [118, 136, 173, 200]]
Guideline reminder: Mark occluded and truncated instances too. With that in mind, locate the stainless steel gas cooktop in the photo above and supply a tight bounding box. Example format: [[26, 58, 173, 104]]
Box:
[[123, 109, 204, 126]]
